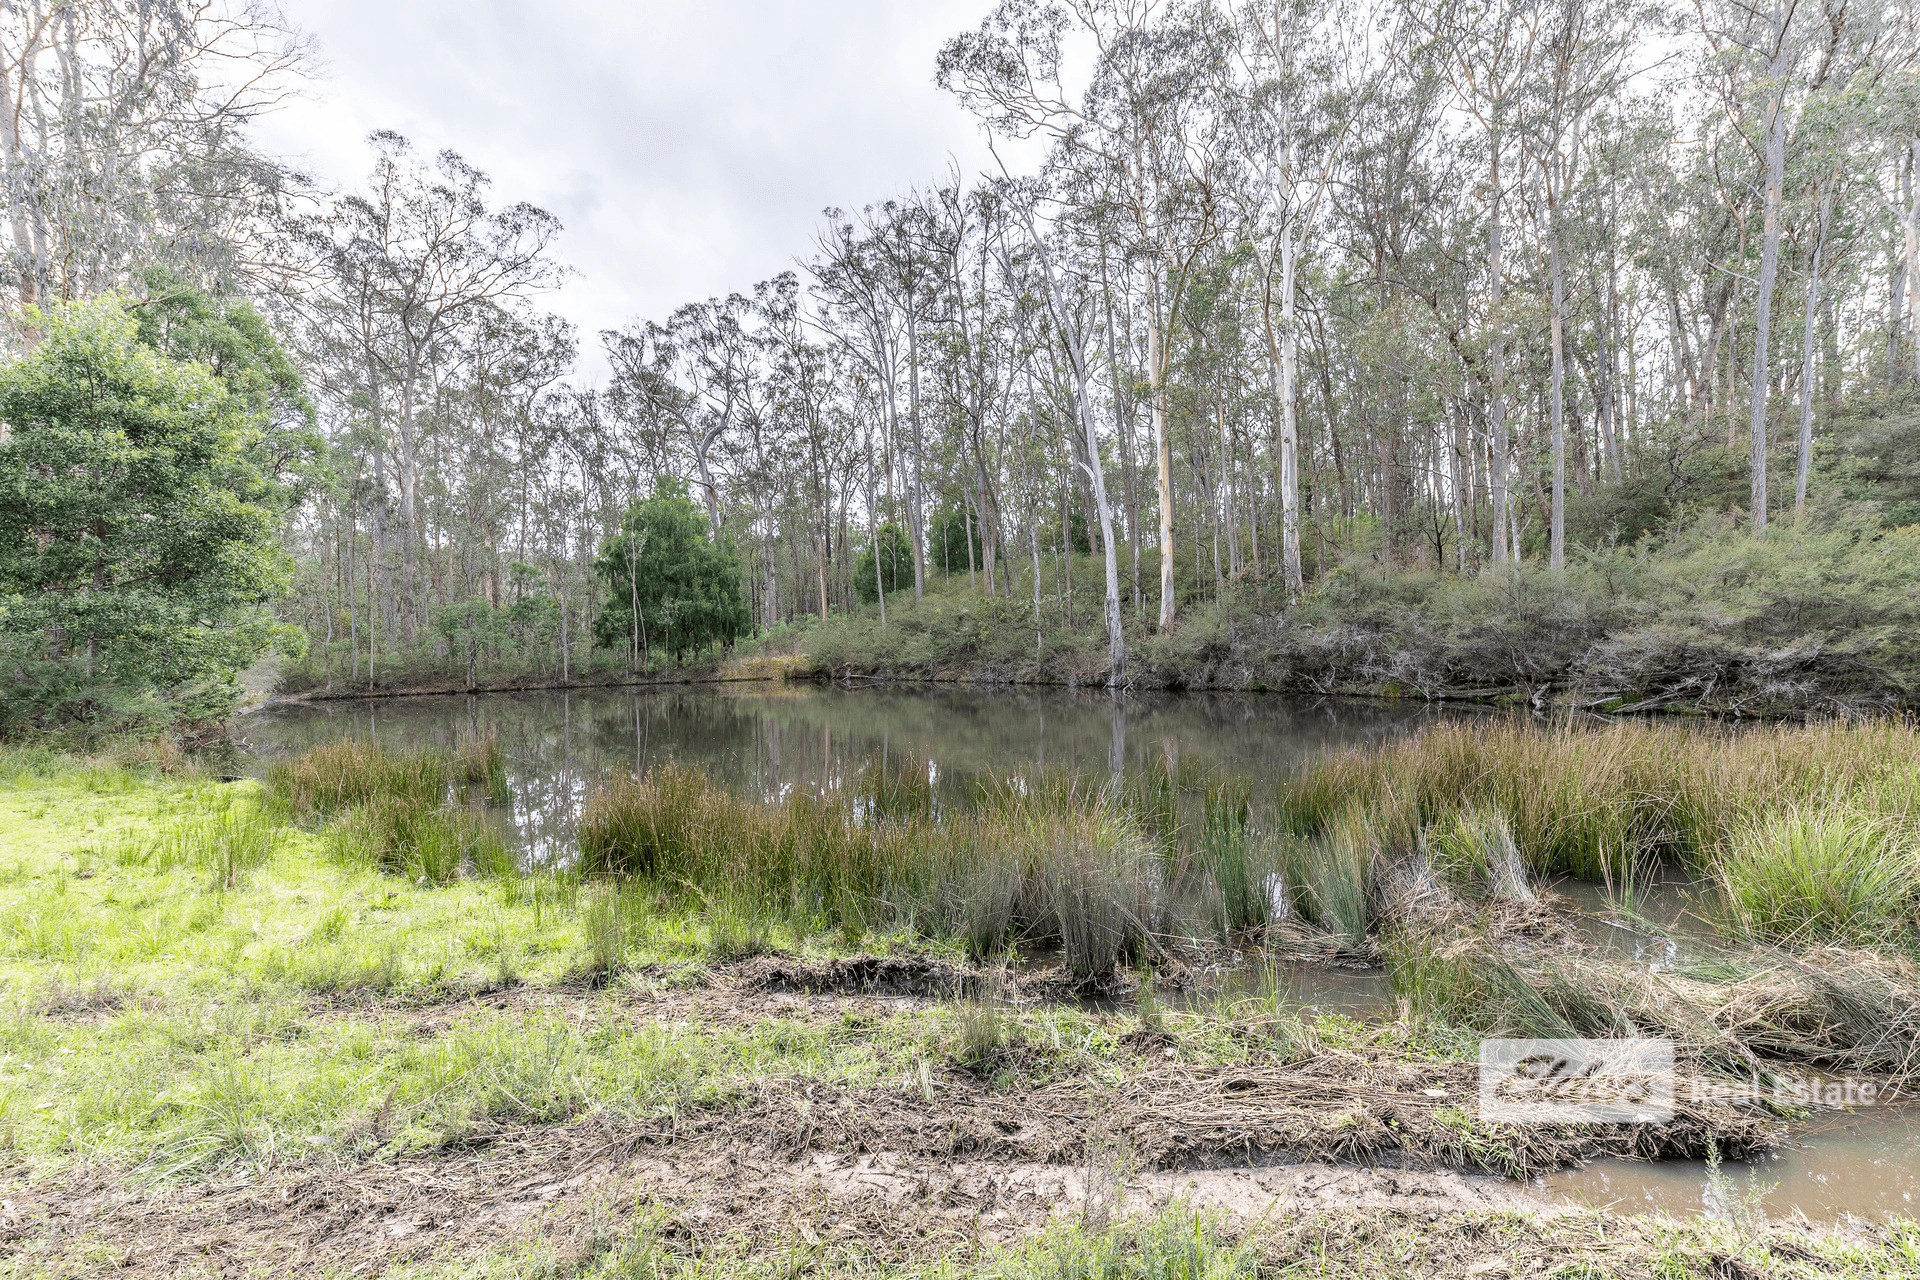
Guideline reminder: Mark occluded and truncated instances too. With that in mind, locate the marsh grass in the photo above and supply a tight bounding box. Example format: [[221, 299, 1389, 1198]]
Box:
[[325, 796, 512, 883], [267, 740, 449, 818], [856, 748, 935, 822], [1285, 808, 1374, 953], [946, 992, 1016, 1075], [267, 740, 516, 884], [579, 763, 1169, 976], [1427, 804, 1533, 901], [1281, 719, 1920, 946], [1716, 804, 1915, 945], [575, 721, 1920, 979], [1214, 965, 1316, 1060], [457, 733, 510, 803], [579, 882, 634, 976], [1279, 719, 1920, 877]]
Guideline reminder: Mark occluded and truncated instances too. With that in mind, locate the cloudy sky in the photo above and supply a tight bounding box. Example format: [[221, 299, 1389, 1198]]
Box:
[[251, 0, 1023, 380]]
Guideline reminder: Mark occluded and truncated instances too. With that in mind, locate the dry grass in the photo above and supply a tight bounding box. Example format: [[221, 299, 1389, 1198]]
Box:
[[1390, 910, 1920, 1081]]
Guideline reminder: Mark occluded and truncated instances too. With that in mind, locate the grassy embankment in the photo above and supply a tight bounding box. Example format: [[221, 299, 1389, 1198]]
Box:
[[795, 505, 1920, 716], [2, 722, 1920, 1276], [269, 503, 1920, 717]]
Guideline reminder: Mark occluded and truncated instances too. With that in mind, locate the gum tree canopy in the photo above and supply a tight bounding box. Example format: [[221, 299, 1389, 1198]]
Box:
[[593, 480, 749, 665], [0, 296, 305, 732]]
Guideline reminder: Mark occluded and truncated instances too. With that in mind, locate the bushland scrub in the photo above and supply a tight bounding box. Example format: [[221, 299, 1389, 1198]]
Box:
[[798, 493, 1920, 717]]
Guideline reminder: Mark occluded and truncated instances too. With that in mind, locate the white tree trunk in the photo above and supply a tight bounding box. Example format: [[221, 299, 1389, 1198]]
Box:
[[1280, 227, 1304, 599], [1795, 191, 1830, 517], [1748, 8, 1790, 537], [1548, 210, 1567, 574], [1149, 304, 1176, 629]]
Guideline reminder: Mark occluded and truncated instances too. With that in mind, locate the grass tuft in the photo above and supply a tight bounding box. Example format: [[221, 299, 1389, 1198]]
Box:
[[1716, 803, 1915, 945]]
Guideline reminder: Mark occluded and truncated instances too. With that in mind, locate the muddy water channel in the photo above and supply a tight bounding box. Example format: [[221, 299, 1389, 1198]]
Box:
[[239, 684, 1913, 1224]]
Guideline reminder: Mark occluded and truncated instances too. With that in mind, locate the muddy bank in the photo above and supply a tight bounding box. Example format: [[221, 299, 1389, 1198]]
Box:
[[0, 1029, 1780, 1276]]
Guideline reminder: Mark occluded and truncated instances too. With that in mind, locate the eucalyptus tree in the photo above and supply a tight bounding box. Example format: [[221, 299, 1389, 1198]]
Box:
[[1406, 0, 1543, 568], [0, 0, 309, 312], [1219, 0, 1371, 597], [941, 0, 1227, 631], [998, 174, 1129, 681], [304, 134, 565, 640], [1516, 0, 1643, 570], [602, 290, 767, 533]]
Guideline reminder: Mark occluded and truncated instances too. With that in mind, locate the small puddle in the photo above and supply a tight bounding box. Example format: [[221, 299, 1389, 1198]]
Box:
[[1549, 870, 1723, 970], [1544, 1105, 1920, 1221], [1162, 961, 1396, 1021]]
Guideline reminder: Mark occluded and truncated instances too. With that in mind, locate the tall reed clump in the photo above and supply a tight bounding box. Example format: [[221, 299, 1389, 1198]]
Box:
[[326, 796, 513, 882], [1715, 804, 1915, 945], [266, 739, 513, 883], [267, 740, 447, 818], [577, 764, 1168, 977], [1189, 781, 1286, 935], [457, 734, 510, 804], [1427, 803, 1533, 901], [974, 784, 1162, 976], [1277, 719, 1920, 937], [577, 763, 908, 912]]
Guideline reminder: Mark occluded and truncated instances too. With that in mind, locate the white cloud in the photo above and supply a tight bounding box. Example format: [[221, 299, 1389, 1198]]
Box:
[[252, 0, 1021, 381]]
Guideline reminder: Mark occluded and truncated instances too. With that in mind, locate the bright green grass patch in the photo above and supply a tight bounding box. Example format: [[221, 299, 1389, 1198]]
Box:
[[0, 762, 1311, 1180], [1716, 803, 1918, 945]]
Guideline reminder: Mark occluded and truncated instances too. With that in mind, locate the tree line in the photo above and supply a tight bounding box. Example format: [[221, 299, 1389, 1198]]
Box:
[[4, 0, 1919, 723]]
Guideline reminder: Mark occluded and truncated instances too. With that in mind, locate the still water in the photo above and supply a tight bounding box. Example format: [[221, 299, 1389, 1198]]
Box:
[[238, 682, 1480, 863], [1545, 1105, 1920, 1222]]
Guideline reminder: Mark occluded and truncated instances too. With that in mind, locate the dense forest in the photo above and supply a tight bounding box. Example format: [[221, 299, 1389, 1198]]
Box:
[[4, 0, 1920, 731]]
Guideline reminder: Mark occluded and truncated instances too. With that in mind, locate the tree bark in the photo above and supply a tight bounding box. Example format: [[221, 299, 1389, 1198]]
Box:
[[1795, 189, 1831, 517], [1748, 1, 1790, 538]]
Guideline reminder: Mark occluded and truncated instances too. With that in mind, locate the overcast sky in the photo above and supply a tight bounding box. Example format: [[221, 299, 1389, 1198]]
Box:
[[250, 0, 1021, 381]]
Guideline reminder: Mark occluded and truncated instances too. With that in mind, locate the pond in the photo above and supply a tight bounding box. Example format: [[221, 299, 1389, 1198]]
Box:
[[238, 682, 1483, 864]]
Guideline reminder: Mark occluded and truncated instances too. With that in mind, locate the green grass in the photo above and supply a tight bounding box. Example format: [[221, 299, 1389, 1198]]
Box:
[[1717, 804, 1916, 944], [0, 758, 1299, 1181], [8, 749, 1920, 1276]]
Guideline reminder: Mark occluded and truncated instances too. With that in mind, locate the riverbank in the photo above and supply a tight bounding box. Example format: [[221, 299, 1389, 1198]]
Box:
[[3, 725, 1919, 1275], [795, 509, 1920, 717], [262, 505, 1920, 719]]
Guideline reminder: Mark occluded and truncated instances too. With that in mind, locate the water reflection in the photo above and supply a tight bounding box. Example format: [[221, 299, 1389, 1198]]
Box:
[[240, 683, 1492, 863], [1551, 870, 1723, 971]]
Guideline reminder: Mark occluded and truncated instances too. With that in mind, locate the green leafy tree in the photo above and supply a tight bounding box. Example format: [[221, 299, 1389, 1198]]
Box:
[[853, 523, 913, 603], [0, 297, 299, 733], [593, 480, 749, 665], [131, 270, 323, 501], [929, 505, 987, 577], [435, 597, 503, 690]]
